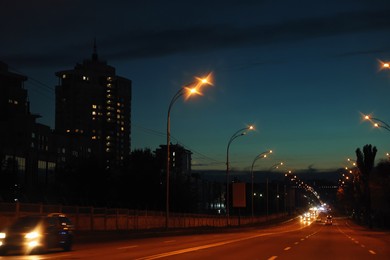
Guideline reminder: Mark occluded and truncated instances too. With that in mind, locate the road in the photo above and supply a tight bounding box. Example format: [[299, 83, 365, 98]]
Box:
[[1, 216, 389, 259]]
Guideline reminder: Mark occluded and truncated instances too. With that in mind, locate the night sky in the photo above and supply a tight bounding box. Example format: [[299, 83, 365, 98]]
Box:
[[2, 0, 390, 174]]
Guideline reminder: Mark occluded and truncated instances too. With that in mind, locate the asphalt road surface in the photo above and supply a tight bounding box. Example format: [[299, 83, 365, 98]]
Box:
[[1, 217, 389, 259]]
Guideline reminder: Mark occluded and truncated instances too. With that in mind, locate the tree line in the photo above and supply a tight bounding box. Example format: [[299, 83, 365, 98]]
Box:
[[0, 149, 218, 214], [337, 144, 390, 229]]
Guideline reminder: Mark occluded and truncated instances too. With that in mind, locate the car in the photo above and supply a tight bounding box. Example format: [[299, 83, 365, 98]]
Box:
[[0, 213, 74, 255], [325, 215, 333, 225]]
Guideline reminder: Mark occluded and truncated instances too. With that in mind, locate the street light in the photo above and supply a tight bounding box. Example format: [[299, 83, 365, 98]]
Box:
[[250, 150, 273, 218], [166, 73, 212, 228], [347, 158, 357, 166], [363, 114, 390, 132], [378, 60, 390, 71], [225, 125, 254, 224]]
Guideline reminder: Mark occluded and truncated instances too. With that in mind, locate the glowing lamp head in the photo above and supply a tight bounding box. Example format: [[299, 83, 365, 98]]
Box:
[[184, 86, 202, 100]]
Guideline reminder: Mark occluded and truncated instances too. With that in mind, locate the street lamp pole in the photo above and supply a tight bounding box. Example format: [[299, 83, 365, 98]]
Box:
[[226, 126, 254, 225], [266, 162, 284, 218], [166, 74, 212, 229], [250, 150, 272, 218]]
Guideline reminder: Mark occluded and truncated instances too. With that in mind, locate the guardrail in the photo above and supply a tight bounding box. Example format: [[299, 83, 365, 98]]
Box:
[[0, 202, 287, 231]]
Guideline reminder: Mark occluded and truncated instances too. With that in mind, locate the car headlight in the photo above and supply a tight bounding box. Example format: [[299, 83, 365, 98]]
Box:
[[25, 231, 40, 239], [0, 232, 5, 239]]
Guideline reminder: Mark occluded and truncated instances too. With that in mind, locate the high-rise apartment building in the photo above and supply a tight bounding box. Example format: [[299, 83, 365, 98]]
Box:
[[54, 44, 132, 169], [0, 61, 56, 198]]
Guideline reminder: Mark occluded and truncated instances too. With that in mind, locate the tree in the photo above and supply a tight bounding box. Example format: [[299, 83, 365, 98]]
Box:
[[371, 160, 390, 228], [128, 149, 163, 210], [355, 144, 377, 228]]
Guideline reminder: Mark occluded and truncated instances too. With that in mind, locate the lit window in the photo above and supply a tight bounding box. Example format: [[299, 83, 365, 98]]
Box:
[[121, 127, 124, 131], [92, 136, 96, 140], [66, 129, 70, 133], [106, 148, 111, 152], [92, 104, 97, 109], [62, 74, 66, 79], [92, 111, 96, 115], [83, 76, 88, 81]]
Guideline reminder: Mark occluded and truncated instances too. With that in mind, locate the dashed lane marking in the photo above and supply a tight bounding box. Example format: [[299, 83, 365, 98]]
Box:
[[284, 247, 291, 251], [369, 250, 376, 255], [268, 256, 278, 260]]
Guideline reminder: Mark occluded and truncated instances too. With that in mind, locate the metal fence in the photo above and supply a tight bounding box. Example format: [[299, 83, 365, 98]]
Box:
[[0, 202, 287, 231]]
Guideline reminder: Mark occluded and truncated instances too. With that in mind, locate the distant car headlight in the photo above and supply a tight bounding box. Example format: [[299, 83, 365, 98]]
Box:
[[0, 232, 5, 239], [25, 231, 40, 239]]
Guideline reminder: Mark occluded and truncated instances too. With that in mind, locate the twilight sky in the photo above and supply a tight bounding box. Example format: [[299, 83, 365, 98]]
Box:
[[2, 0, 390, 173]]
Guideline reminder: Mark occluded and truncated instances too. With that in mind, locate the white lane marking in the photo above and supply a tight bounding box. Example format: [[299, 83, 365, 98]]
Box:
[[268, 256, 278, 260], [294, 242, 299, 245], [284, 247, 291, 251], [118, 245, 139, 249], [369, 250, 376, 255], [163, 240, 175, 243], [136, 232, 274, 260]]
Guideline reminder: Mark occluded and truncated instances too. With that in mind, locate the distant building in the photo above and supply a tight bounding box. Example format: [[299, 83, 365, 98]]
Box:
[[0, 61, 56, 200], [54, 43, 132, 169], [155, 143, 192, 177]]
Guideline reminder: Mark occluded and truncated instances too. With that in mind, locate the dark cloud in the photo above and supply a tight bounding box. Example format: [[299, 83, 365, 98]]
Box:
[[2, 8, 390, 68], [86, 9, 390, 60]]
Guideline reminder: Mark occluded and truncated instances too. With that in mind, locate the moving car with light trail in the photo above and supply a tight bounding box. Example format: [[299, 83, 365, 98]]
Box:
[[0, 213, 74, 255]]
